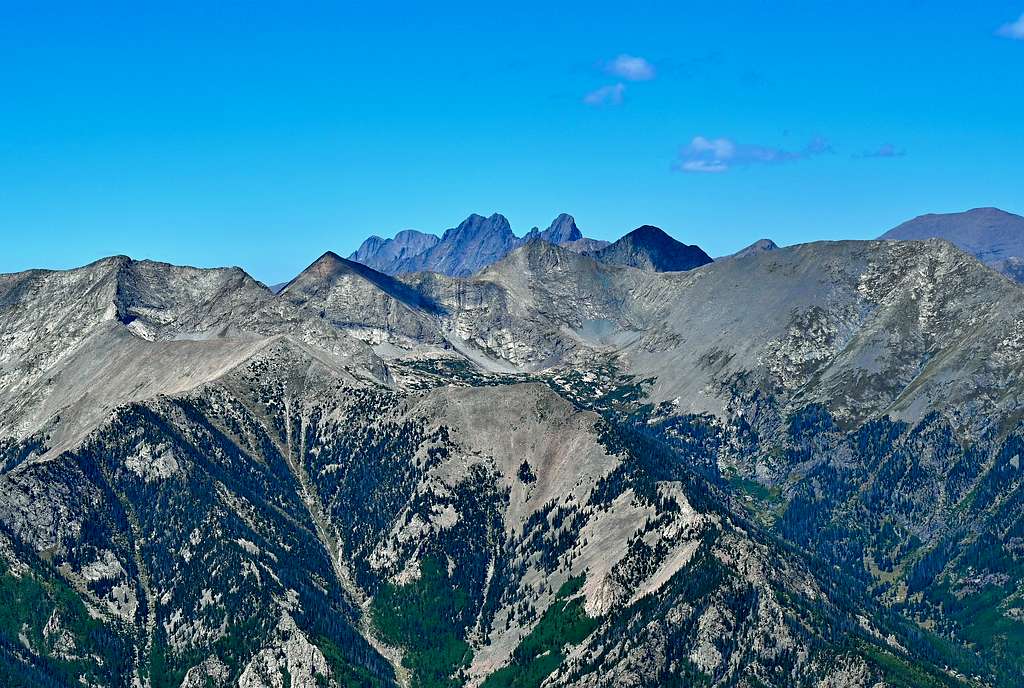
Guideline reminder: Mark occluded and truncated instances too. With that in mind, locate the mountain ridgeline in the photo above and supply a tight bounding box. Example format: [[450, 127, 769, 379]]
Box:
[[880, 206, 1024, 282], [2, 208, 1024, 688], [345, 213, 706, 277]]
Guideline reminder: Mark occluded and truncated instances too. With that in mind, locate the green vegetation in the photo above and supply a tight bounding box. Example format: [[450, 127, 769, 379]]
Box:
[[724, 470, 785, 523], [315, 635, 392, 688], [922, 579, 1024, 685], [371, 557, 472, 688], [0, 563, 131, 687], [516, 460, 537, 484], [858, 642, 962, 688], [724, 472, 780, 503], [480, 576, 598, 688]]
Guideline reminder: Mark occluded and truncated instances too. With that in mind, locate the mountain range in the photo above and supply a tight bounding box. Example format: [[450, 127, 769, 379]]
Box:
[[879, 206, 1024, 281], [345, 213, 711, 278], [2, 207, 1024, 688], [345, 206, 1024, 285]]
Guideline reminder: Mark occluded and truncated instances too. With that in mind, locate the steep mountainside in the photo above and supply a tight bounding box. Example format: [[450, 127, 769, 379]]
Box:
[[880, 207, 1024, 281], [391, 238, 1024, 432], [2, 236, 1023, 687], [400, 240, 674, 370], [0, 334, 975, 688], [278, 251, 449, 350], [590, 225, 714, 272], [349, 231, 442, 275], [392, 214, 524, 277], [0, 256, 386, 455], [622, 239, 1024, 428]]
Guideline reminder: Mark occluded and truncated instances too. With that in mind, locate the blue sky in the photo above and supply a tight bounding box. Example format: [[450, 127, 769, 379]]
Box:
[[2, 1, 1023, 283]]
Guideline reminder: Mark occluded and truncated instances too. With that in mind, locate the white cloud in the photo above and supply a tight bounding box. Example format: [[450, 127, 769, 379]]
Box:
[[581, 54, 653, 107], [688, 136, 736, 160], [997, 12, 1024, 39], [606, 54, 656, 81], [583, 83, 626, 106], [674, 135, 832, 173]]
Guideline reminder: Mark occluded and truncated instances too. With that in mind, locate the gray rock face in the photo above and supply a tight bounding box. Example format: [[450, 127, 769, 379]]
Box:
[[375, 240, 671, 370], [0, 255, 386, 452], [395, 213, 522, 277], [880, 206, 1024, 280], [560, 236, 610, 253], [237, 614, 334, 688], [348, 229, 441, 274], [279, 251, 449, 351], [283, 237, 1024, 430], [590, 224, 713, 272], [605, 238, 1024, 440]]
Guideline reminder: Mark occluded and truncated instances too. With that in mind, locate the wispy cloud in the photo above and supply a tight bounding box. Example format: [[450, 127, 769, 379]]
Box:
[[674, 136, 833, 173], [997, 12, 1024, 39], [583, 82, 626, 106], [581, 54, 654, 107], [857, 143, 906, 159], [605, 54, 656, 81]]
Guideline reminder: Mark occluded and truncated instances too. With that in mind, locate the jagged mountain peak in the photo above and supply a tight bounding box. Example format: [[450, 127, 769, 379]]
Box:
[[347, 229, 441, 274], [396, 212, 521, 277], [394, 228, 430, 241], [442, 212, 513, 239], [343, 211, 600, 278], [539, 212, 583, 244], [277, 250, 353, 289], [312, 249, 346, 266], [14, 255, 273, 341], [90, 254, 134, 269]]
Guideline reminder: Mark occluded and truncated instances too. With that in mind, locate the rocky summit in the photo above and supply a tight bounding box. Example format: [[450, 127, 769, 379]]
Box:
[[2, 223, 1024, 688]]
